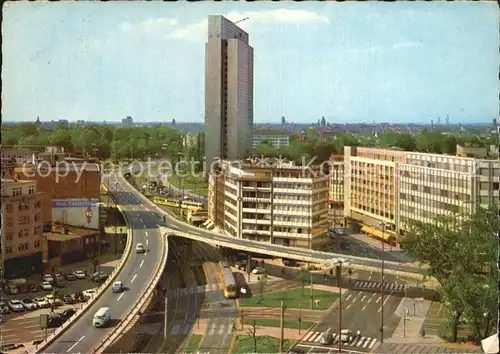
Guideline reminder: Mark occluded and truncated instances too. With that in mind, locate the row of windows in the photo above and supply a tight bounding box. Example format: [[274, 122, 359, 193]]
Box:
[[241, 224, 312, 234], [352, 203, 395, 220], [3, 200, 41, 212], [4, 240, 40, 254], [400, 187, 472, 202], [400, 203, 461, 215]]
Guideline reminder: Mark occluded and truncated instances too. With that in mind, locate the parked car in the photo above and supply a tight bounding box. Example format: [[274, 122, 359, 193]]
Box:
[[0, 301, 11, 314], [340, 329, 353, 343], [47, 313, 63, 328], [92, 272, 108, 283], [54, 279, 66, 288], [82, 289, 97, 300], [7, 285, 18, 295], [73, 270, 86, 279], [33, 297, 49, 308], [8, 300, 24, 312], [44, 294, 63, 307], [60, 308, 76, 321], [252, 267, 266, 275], [54, 273, 64, 282], [64, 273, 76, 281], [29, 284, 40, 293], [21, 298, 38, 311], [43, 274, 54, 283], [40, 281, 53, 291], [112, 281, 124, 293], [62, 294, 77, 304]]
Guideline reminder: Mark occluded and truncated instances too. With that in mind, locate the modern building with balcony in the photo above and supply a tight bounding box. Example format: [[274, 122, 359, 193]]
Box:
[[208, 159, 330, 249], [328, 154, 344, 226], [1, 178, 44, 279]]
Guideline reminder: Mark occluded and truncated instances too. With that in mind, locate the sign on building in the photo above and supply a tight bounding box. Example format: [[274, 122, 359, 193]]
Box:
[[52, 198, 100, 229]]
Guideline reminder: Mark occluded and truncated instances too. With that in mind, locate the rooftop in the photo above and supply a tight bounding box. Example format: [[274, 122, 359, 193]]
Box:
[[45, 225, 99, 242]]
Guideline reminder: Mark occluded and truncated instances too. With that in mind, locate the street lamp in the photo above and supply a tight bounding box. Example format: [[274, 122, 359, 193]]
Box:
[[332, 259, 344, 353], [377, 221, 391, 344]]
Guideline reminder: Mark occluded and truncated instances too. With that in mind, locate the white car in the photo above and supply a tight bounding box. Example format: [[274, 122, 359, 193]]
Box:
[[0, 301, 10, 314], [43, 274, 54, 283], [252, 267, 266, 275], [40, 281, 53, 291], [21, 298, 38, 310], [33, 297, 49, 308], [135, 243, 145, 254], [73, 270, 86, 279], [83, 288, 97, 299], [8, 300, 24, 312]]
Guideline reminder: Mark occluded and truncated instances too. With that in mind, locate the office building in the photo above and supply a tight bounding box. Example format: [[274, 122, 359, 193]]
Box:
[[329, 154, 345, 226], [343, 146, 500, 243], [253, 134, 290, 150], [1, 178, 44, 279], [208, 159, 330, 249], [205, 15, 254, 168]]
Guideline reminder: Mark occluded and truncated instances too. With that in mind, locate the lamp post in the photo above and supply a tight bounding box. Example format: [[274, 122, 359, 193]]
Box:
[[378, 221, 390, 344], [335, 260, 343, 353]]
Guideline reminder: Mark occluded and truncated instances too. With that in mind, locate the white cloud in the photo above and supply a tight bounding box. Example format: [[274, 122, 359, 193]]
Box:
[[392, 41, 425, 50], [166, 9, 329, 42], [121, 18, 178, 34]]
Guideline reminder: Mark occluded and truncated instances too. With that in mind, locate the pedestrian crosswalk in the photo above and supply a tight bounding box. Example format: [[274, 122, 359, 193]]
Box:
[[353, 281, 405, 292], [169, 283, 221, 296], [302, 331, 378, 350], [205, 322, 234, 335]]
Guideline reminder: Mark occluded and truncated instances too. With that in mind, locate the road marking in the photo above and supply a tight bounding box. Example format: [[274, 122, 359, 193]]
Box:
[[346, 304, 351, 310], [376, 297, 381, 303], [67, 336, 85, 352], [146, 239, 149, 245], [140, 260, 144, 268], [368, 275, 372, 281], [117, 293, 125, 301], [361, 295, 367, 302], [346, 294, 352, 301], [378, 306, 382, 313], [145, 231, 149, 237], [383, 295, 390, 306], [131, 274, 137, 283], [362, 304, 368, 311]]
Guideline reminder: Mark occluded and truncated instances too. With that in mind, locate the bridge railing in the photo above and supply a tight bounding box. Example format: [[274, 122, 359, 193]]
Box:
[[34, 187, 134, 353]]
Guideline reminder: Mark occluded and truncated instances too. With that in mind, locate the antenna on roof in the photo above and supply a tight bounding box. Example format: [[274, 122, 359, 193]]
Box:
[[234, 17, 249, 24]]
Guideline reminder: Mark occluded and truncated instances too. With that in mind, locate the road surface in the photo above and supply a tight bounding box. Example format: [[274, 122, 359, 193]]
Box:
[[42, 173, 165, 354]]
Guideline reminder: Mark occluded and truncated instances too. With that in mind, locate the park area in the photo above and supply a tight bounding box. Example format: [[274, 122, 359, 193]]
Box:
[[240, 288, 339, 310], [233, 335, 296, 354], [169, 173, 208, 196], [242, 318, 314, 330]]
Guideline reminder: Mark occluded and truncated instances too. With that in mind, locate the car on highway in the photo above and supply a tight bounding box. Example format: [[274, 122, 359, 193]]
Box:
[[93, 307, 112, 328], [0, 301, 11, 314], [135, 243, 146, 253], [33, 297, 49, 308], [73, 270, 86, 279], [112, 281, 124, 293], [40, 281, 53, 291], [340, 329, 353, 343], [7, 285, 18, 295], [319, 329, 334, 345], [29, 284, 40, 292], [43, 274, 54, 283], [8, 299, 24, 312], [83, 288, 97, 300], [21, 298, 38, 311], [64, 273, 76, 281]]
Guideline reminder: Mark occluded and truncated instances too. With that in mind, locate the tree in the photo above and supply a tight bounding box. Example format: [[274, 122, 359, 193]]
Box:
[[296, 269, 310, 297], [402, 206, 498, 342], [246, 320, 259, 353]]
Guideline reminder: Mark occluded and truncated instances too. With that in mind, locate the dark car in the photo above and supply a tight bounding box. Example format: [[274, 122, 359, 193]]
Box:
[[28, 284, 40, 293], [60, 308, 76, 321], [54, 279, 66, 288], [18, 284, 29, 294], [62, 294, 76, 304], [47, 313, 63, 328]]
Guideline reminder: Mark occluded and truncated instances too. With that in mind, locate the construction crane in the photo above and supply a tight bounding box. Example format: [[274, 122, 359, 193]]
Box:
[[234, 17, 249, 25]]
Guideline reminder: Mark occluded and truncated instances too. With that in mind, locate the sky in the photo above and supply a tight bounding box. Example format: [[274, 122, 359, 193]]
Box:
[[3, 1, 499, 124]]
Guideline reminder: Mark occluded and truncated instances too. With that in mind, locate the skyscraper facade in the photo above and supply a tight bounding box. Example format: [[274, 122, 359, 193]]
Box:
[[205, 15, 254, 171]]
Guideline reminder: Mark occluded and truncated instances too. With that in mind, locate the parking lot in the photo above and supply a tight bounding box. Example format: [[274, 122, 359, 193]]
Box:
[[0, 254, 120, 348]]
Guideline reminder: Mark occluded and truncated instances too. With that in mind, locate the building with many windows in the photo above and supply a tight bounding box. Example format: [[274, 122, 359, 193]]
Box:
[[252, 134, 290, 150], [205, 15, 254, 167], [208, 159, 330, 249], [1, 178, 44, 279], [343, 146, 500, 244], [329, 154, 345, 226]]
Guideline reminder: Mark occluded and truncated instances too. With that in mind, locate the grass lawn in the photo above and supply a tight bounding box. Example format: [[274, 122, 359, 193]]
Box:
[[232, 335, 295, 354], [184, 334, 202, 354], [243, 318, 314, 330], [169, 174, 208, 196], [241, 288, 339, 310]]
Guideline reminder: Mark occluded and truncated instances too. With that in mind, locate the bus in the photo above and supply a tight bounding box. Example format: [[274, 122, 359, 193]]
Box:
[[153, 196, 204, 212], [218, 261, 237, 299]]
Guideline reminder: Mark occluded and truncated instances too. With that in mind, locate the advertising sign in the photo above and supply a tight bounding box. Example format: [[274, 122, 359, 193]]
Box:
[[52, 198, 100, 229]]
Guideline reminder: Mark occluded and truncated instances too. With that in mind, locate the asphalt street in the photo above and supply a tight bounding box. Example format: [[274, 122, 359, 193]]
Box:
[[42, 173, 165, 354]]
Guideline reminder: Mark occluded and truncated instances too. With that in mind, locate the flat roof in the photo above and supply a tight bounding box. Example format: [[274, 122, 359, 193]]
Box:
[[1, 178, 35, 185], [45, 232, 81, 242]]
